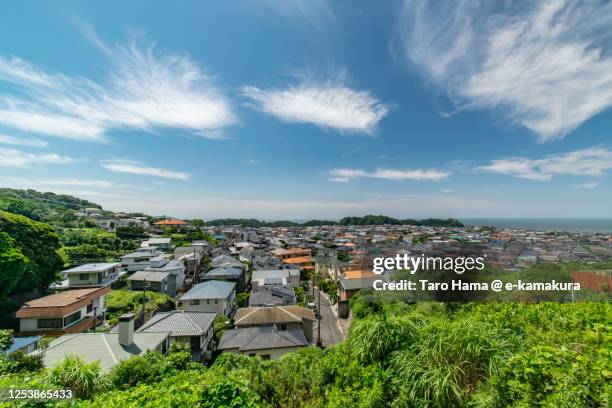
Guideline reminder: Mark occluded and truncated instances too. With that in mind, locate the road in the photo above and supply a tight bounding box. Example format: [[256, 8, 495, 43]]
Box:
[[313, 288, 344, 347]]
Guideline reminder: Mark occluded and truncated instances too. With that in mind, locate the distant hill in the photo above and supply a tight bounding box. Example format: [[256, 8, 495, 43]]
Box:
[[206, 215, 464, 228], [0, 188, 102, 226]]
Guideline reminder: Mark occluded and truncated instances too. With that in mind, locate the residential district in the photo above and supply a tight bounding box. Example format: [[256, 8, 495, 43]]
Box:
[[6, 207, 612, 372]]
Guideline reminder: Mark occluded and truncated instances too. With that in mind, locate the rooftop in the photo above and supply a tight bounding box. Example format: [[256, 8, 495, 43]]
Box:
[[128, 271, 171, 282], [137, 311, 216, 336], [234, 305, 315, 325], [179, 280, 236, 301], [63, 263, 120, 274], [36, 332, 169, 371], [218, 326, 307, 351], [17, 287, 110, 318]]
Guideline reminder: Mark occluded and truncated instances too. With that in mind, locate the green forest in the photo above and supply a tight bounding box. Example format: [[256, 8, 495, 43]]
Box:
[[206, 216, 465, 228], [0, 301, 609, 407]]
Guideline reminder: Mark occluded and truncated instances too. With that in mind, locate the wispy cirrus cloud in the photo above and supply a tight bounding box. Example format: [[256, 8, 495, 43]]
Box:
[[0, 147, 77, 167], [398, 0, 612, 141], [243, 74, 391, 135], [0, 133, 47, 147], [328, 167, 451, 182], [574, 182, 599, 189], [101, 159, 191, 181], [477, 147, 612, 181], [0, 34, 236, 142], [260, 0, 335, 30]]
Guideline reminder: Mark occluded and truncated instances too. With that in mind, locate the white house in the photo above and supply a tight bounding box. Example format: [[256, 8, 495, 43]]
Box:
[[120, 250, 162, 272], [144, 257, 186, 289], [178, 280, 236, 317]]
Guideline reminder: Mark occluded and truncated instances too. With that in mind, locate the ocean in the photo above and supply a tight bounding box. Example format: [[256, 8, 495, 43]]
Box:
[[460, 218, 612, 233]]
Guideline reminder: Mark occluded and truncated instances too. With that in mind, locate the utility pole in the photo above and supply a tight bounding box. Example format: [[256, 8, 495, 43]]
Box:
[[141, 278, 147, 325], [317, 282, 322, 347]]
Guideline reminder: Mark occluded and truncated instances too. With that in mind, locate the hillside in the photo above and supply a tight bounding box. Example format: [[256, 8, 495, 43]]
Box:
[[0, 189, 102, 227], [206, 215, 465, 228]]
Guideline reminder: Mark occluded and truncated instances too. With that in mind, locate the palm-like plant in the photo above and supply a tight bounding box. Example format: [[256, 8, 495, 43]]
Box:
[[47, 356, 110, 399]]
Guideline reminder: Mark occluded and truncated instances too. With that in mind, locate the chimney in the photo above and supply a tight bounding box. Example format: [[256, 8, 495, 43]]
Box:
[[118, 313, 135, 347]]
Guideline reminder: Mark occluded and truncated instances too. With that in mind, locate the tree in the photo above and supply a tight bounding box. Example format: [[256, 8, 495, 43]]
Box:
[[0, 211, 64, 308], [0, 233, 29, 299]]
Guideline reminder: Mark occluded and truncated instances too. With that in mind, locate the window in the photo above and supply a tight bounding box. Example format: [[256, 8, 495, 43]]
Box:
[[87, 303, 93, 313], [206, 299, 210, 304], [279, 324, 287, 331], [79, 273, 89, 281], [63, 311, 82, 327], [37, 318, 63, 329], [260, 354, 271, 360], [191, 300, 200, 305]]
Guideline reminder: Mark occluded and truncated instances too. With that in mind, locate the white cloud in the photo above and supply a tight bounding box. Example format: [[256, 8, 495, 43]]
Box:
[[329, 167, 451, 182], [0, 133, 47, 147], [243, 78, 390, 134], [101, 159, 191, 180], [247, 159, 259, 165], [440, 188, 454, 193], [477, 147, 612, 181], [399, 0, 612, 141], [0, 38, 236, 142], [0, 147, 76, 167], [574, 182, 599, 189]]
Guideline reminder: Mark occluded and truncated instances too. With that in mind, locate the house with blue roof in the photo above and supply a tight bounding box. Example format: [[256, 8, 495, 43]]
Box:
[[178, 280, 236, 317]]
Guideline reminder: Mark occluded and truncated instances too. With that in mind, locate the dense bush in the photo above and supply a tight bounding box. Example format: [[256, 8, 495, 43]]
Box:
[[47, 356, 110, 399], [0, 301, 609, 407]]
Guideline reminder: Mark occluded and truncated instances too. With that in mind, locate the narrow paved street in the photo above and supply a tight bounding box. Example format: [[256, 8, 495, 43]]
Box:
[[313, 288, 344, 347]]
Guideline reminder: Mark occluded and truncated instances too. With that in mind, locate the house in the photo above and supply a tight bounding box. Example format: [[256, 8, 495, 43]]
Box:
[[249, 286, 296, 307], [337, 270, 386, 318], [218, 326, 308, 360], [233, 305, 315, 343], [62, 263, 124, 288], [128, 271, 176, 297], [120, 250, 162, 272], [16, 287, 110, 335], [252, 269, 300, 288], [270, 248, 312, 260], [153, 219, 189, 229], [211, 254, 244, 269], [175, 244, 209, 275], [35, 313, 170, 371], [1, 336, 41, 355], [178, 280, 236, 317], [141, 237, 173, 252], [137, 310, 216, 361], [144, 257, 186, 289], [202, 266, 247, 292]]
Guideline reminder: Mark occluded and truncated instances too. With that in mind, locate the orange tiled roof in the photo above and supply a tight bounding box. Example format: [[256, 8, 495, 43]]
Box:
[[284, 256, 312, 264], [154, 219, 188, 226], [343, 270, 377, 279]]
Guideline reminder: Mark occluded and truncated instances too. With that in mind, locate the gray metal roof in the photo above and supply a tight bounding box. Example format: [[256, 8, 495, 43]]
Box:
[[145, 259, 184, 272], [178, 280, 236, 301], [128, 271, 170, 282], [36, 332, 169, 372], [137, 311, 216, 336], [63, 263, 120, 273], [218, 326, 307, 351], [205, 266, 242, 277]]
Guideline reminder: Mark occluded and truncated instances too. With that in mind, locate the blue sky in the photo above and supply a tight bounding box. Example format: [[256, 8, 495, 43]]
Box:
[[0, 0, 611, 219]]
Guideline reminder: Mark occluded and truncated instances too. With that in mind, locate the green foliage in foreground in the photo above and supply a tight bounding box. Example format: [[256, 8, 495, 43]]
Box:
[[1, 301, 609, 407]]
